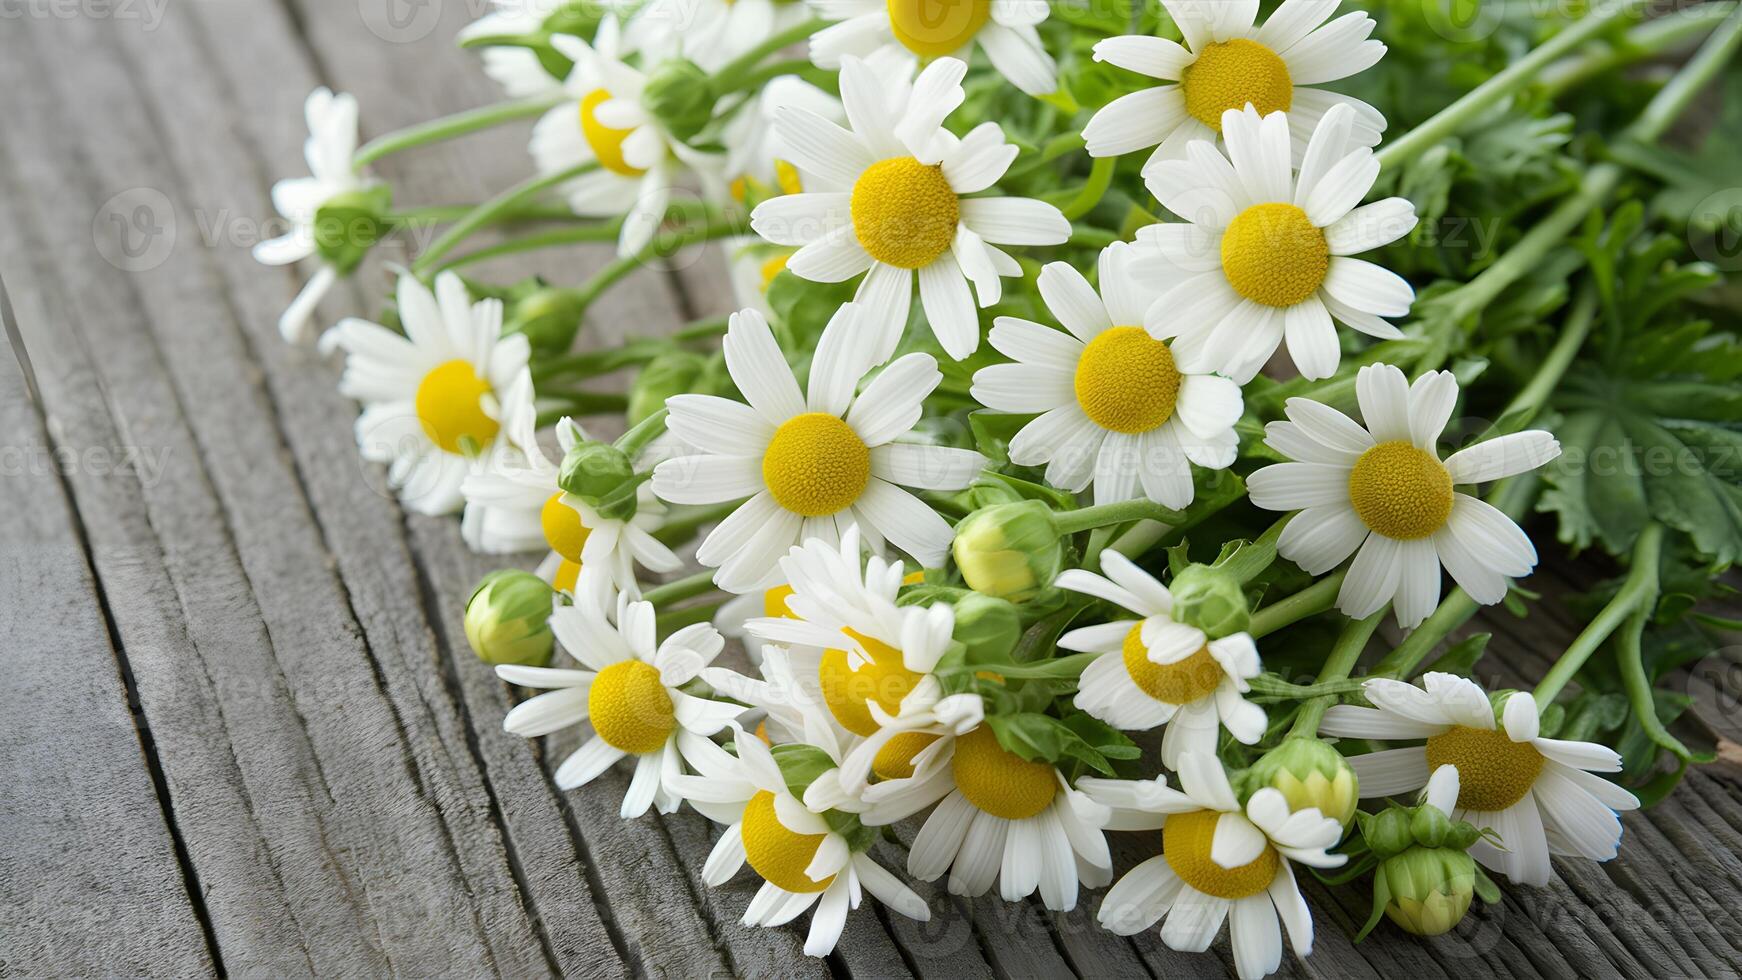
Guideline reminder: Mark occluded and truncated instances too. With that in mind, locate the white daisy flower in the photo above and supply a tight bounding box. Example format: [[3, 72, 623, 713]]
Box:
[[1054, 551, 1266, 767], [497, 577, 745, 817], [1139, 104, 1419, 383], [319, 271, 531, 516], [905, 723, 1114, 910], [724, 75, 844, 206], [652, 305, 986, 592], [1247, 362, 1563, 627], [254, 87, 375, 343], [531, 18, 715, 256], [628, 0, 810, 72], [1083, 753, 1347, 980], [1083, 0, 1386, 169], [1321, 673, 1641, 887], [750, 56, 1070, 361], [458, 0, 573, 98], [807, 0, 1058, 97], [970, 242, 1243, 508], [458, 400, 682, 595], [671, 723, 932, 956]]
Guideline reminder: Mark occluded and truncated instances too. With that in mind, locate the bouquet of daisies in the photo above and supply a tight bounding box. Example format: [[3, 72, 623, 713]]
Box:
[[258, 0, 1742, 974]]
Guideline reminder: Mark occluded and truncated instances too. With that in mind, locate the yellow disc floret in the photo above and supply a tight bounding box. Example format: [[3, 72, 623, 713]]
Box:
[[819, 630, 923, 736], [1121, 623, 1224, 705], [759, 254, 790, 291], [762, 583, 797, 619], [1348, 441, 1454, 540], [416, 359, 499, 456], [1074, 326, 1184, 433], [1220, 203, 1330, 308], [850, 157, 960, 269], [1180, 38, 1293, 131], [1164, 809, 1280, 899], [541, 493, 592, 563], [552, 559, 581, 594], [761, 413, 871, 517], [951, 726, 1057, 820], [587, 660, 675, 754], [741, 791, 835, 893], [775, 159, 804, 196], [887, 0, 991, 57], [872, 732, 940, 780], [1425, 725, 1543, 811], [579, 89, 646, 178]]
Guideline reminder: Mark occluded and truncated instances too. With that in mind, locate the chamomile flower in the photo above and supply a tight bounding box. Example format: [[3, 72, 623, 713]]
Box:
[[458, 401, 681, 595], [652, 306, 986, 592], [1321, 673, 1641, 887], [320, 272, 530, 516], [628, 0, 809, 71], [807, 0, 1058, 97], [1247, 363, 1562, 627], [1055, 552, 1266, 767], [672, 723, 932, 956], [254, 87, 375, 343], [458, 0, 572, 98], [905, 724, 1113, 909], [1140, 104, 1419, 383], [1083, 0, 1386, 169], [750, 56, 1070, 361], [1083, 753, 1346, 980], [970, 243, 1243, 507], [497, 578, 744, 817], [723, 75, 844, 207]]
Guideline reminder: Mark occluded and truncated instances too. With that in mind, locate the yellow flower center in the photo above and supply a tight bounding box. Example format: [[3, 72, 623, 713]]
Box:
[[775, 158, 804, 196], [886, 0, 991, 57], [951, 726, 1057, 820], [850, 157, 959, 269], [587, 660, 675, 755], [761, 413, 871, 517], [818, 629, 923, 736], [1180, 38, 1293, 132], [762, 583, 798, 619], [759, 253, 790, 291], [552, 559, 581, 594], [541, 493, 592, 563], [872, 732, 940, 781], [1347, 440, 1454, 540], [415, 359, 499, 456], [579, 88, 645, 178], [1121, 623, 1223, 705], [741, 791, 835, 893], [1073, 326, 1183, 434], [1220, 203, 1329, 308], [1424, 724, 1544, 812], [1164, 809, 1280, 899]]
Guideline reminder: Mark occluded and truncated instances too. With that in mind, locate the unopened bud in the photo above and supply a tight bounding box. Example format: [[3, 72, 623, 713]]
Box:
[[642, 58, 714, 142], [950, 593, 1021, 664], [1166, 563, 1250, 638], [628, 350, 706, 426], [464, 570, 555, 667], [505, 288, 586, 356], [950, 500, 1063, 602], [1249, 737, 1358, 828], [557, 441, 640, 520], [1377, 846, 1477, 936], [312, 185, 392, 274]]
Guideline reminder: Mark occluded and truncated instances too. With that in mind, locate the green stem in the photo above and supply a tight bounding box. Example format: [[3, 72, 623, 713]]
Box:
[[1290, 610, 1386, 738], [533, 339, 668, 382], [657, 599, 726, 636], [1617, 569, 1692, 761], [711, 18, 828, 90], [653, 501, 741, 546], [1374, 1, 1646, 173], [354, 98, 561, 170], [615, 409, 668, 458], [1055, 498, 1183, 535], [1541, 2, 1737, 95], [567, 213, 746, 311], [1060, 156, 1117, 221], [1535, 523, 1664, 708], [642, 569, 719, 606], [535, 391, 628, 424], [1626, 3, 1742, 142], [718, 58, 819, 97], [1250, 573, 1345, 638], [1217, 517, 1288, 585], [389, 202, 579, 224], [674, 315, 730, 342], [1066, 227, 1120, 249], [1488, 285, 1598, 433], [438, 224, 627, 270], [412, 162, 598, 274]]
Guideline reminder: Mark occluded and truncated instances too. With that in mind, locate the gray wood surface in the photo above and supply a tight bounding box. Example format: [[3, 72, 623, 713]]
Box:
[[1, 1, 1739, 977]]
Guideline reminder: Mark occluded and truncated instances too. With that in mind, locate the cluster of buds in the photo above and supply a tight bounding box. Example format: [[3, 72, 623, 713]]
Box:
[[1355, 767, 1496, 938]]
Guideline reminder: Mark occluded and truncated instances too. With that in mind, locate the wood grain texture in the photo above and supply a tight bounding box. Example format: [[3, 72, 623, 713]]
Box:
[[1, 0, 1739, 977]]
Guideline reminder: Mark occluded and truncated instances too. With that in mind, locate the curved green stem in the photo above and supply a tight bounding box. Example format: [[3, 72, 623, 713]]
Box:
[[412, 162, 598, 274], [566, 213, 747, 312], [711, 18, 827, 91], [1535, 523, 1663, 708], [1250, 573, 1345, 639], [1056, 498, 1183, 534], [643, 569, 719, 606], [438, 223, 627, 270], [1290, 610, 1386, 738], [718, 58, 820, 97], [615, 409, 669, 458], [1060, 156, 1117, 221], [355, 98, 561, 170], [1541, 2, 1737, 95]]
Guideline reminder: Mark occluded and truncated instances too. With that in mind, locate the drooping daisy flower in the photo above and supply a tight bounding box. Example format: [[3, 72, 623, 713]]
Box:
[[670, 723, 931, 956], [1139, 104, 1419, 383], [970, 242, 1242, 507], [906, 724, 1113, 909], [458, 398, 681, 595], [1054, 552, 1265, 767], [628, 0, 809, 72], [1083, 0, 1386, 169], [1083, 753, 1346, 980], [255, 87, 376, 343], [1247, 363, 1562, 627], [750, 56, 1070, 361], [457, 0, 571, 98], [497, 576, 745, 817], [807, 0, 1058, 97], [319, 272, 531, 516], [1320, 673, 1641, 887], [531, 19, 716, 256], [652, 306, 986, 592]]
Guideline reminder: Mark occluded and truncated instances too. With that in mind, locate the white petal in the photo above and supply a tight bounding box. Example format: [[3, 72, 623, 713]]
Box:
[[1407, 369, 1459, 451], [1083, 86, 1189, 156], [1247, 462, 1353, 511], [1037, 261, 1112, 341], [1276, 505, 1366, 575], [1094, 35, 1193, 79], [1443, 431, 1562, 484], [723, 310, 806, 425], [960, 197, 1070, 246], [1279, 11, 1384, 85], [871, 443, 985, 490], [845, 352, 937, 444], [554, 737, 628, 789], [1319, 705, 1444, 740], [1302, 149, 1378, 227], [1336, 533, 1402, 618], [1353, 362, 1411, 443], [1282, 296, 1339, 380], [1324, 198, 1418, 255], [855, 479, 955, 566], [917, 252, 982, 359], [1346, 746, 1430, 797], [978, 24, 1058, 98], [1323, 257, 1414, 318]]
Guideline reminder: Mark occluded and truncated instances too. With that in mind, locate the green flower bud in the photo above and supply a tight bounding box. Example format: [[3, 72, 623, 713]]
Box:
[[1365, 807, 1416, 859], [641, 58, 714, 143], [1249, 737, 1359, 828], [1410, 802, 1453, 848], [950, 593, 1022, 664], [465, 570, 556, 667], [1166, 563, 1250, 638], [628, 350, 706, 426], [1377, 846, 1477, 937], [951, 500, 1063, 602], [505, 288, 586, 356], [312, 185, 392, 274], [557, 440, 639, 519]]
